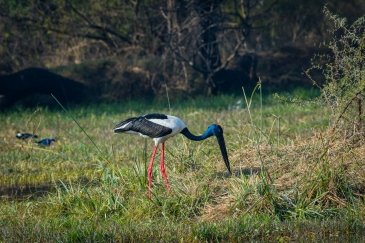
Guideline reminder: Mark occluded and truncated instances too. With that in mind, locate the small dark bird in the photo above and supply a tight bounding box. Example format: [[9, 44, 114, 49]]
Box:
[[36, 138, 56, 146], [16, 132, 38, 140], [114, 113, 231, 198]]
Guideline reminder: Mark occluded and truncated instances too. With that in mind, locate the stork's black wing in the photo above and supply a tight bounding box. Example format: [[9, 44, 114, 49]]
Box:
[[114, 115, 172, 138], [114, 117, 137, 131], [144, 113, 168, 120]]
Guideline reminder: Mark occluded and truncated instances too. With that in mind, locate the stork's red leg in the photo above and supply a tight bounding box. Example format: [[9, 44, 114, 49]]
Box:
[[159, 143, 170, 192], [147, 145, 158, 199]]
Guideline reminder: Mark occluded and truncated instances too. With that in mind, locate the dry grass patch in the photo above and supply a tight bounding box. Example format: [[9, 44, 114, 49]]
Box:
[[199, 128, 365, 222]]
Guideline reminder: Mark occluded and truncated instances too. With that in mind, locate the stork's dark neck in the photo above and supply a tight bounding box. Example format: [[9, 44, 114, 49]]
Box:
[[180, 127, 213, 141]]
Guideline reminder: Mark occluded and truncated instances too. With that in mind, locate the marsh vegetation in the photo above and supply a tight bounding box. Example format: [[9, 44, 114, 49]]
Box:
[[1, 88, 364, 241]]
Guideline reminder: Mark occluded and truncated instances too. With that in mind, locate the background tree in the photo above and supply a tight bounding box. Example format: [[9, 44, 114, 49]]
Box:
[[0, 0, 364, 97], [159, 0, 275, 94]]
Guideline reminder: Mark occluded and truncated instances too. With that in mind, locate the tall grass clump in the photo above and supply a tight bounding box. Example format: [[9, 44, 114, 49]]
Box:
[[293, 9, 365, 218], [226, 17, 365, 225], [299, 14, 365, 220]]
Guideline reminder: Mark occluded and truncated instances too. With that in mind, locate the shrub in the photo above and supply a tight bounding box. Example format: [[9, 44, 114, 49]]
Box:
[[309, 8, 365, 141]]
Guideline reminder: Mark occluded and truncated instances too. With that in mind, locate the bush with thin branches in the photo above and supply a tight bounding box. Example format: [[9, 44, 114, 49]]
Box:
[[310, 8, 365, 140]]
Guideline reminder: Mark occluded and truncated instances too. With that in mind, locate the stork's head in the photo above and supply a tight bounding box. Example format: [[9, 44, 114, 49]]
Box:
[[207, 124, 232, 174]]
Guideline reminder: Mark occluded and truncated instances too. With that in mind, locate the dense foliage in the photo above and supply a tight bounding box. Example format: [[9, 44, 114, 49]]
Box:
[[1, 1, 364, 95]]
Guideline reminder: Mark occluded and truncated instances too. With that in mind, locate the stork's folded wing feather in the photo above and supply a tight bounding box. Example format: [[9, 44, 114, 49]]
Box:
[[114, 117, 137, 132], [114, 116, 172, 138]]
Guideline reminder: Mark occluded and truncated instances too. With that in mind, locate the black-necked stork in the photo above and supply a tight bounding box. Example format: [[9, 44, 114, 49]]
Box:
[[114, 113, 231, 198]]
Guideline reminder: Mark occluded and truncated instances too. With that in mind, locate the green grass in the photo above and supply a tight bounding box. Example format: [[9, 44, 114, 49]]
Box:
[[0, 89, 364, 241]]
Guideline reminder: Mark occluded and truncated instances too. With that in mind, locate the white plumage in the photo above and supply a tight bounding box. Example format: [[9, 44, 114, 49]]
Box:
[[149, 115, 187, 144]]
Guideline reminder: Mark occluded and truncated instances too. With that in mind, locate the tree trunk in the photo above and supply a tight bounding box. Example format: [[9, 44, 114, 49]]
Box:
[[193, 0, 222, 94]]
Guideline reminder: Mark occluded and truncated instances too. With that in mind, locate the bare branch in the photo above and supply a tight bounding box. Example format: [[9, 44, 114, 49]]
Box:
[[66, 0, 133, 45]]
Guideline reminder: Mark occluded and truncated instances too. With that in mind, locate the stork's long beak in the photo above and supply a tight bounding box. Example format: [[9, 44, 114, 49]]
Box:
[[215, 133, 232, 174]]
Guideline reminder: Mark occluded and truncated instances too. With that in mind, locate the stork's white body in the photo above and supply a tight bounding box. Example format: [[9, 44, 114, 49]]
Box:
[[149, 115, 186, 144], [115, 115, 187, 145]]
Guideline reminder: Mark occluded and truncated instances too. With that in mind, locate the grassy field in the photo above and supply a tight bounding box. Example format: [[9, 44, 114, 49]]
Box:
[[0, 88, 364, 241]]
